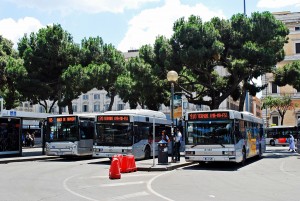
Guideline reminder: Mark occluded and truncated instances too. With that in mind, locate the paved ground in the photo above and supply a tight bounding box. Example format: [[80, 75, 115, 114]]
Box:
[[0, 147, 192, 171]]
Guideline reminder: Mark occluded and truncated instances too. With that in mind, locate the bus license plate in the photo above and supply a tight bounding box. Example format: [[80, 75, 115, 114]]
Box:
[[204, 157, 213, 161]]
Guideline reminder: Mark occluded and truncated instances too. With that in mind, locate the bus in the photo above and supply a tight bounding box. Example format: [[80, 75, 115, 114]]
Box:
[[265, 126, 299, 146], [93, 109, 172, 160], [0, 117, 21, 157], [45, 114, 95, 157], [184, 110, 265, 165]]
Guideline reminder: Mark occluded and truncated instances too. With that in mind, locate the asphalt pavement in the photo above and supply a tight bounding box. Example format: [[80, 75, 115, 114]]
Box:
[[0, 147, 193, 171]]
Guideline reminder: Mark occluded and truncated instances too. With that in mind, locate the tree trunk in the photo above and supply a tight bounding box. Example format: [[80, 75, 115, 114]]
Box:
[[68, 102, 73, 114], [108, 91, 115, 111], [239, 84, 247, 111]]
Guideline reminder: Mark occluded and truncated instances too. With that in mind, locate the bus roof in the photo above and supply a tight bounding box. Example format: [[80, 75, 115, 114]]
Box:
[[47, 113, 97, 118], [267, 125, 295, 128], [103, 109, 167, 119]]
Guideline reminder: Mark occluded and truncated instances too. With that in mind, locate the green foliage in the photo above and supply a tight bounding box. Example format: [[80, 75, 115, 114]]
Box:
[[0, 35, 25, 109], [274, 61, 300, 90], [262, 95, 297, 125], [18, 24, 80, 113], [166, 12, 288, 109]]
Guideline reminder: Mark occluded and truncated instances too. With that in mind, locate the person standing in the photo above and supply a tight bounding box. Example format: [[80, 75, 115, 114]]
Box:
[[288, 134, 296, 152], [161, 130, 170, 143], [174, 128, 182, 162]]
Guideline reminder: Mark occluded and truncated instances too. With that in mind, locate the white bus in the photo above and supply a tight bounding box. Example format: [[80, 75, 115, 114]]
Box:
[[265, 126, 299, 146], [93, 109, 172, 160], [185, 110, 265, 165], [45, 114, 95, 157]]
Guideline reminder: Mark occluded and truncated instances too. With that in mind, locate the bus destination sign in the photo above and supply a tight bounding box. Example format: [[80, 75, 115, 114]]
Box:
[[188, 112, 229, 121], [48, 116, 77, 123], [97, 115, 130, 123]]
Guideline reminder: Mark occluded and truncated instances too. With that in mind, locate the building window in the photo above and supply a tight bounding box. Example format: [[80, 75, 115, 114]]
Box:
[[295, 27, 300, 31], [72, 105, 77, 113], [94, 104, 100, 112], [94, 94, 100, 100], [83, 94, 89, 100], [183, 102, 188, 109], [61, 107, 67, 113], [296, 43, 300, 54], [39, 106, 45, 113], [104, 104, 109, 111], [117, 104, 124, 111], [271, 82, 278, 94], [272, 116, 279, 126], [83, 105, 89, 112]]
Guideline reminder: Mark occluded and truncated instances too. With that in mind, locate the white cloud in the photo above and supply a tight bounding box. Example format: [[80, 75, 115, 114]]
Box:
[[6, 0, 159, 14], [0, 17, 44, 47], [117, 0, 225, 52], [257, 0, 300, 8]]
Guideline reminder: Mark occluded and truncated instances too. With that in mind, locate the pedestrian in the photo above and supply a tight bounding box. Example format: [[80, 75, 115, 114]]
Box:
[[25, 132, 31, 147], [161, 130, 170, 143], [174, 128, 182, 162], [288, 134, 296, 152], [31, 132, 35, 147]]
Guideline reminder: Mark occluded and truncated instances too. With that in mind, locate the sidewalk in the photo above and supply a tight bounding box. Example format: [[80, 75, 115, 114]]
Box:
[[0, 148, 193, 171]]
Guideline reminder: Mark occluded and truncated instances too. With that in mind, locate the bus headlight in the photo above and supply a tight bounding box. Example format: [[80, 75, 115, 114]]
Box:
[[223, 151, 235, 155]]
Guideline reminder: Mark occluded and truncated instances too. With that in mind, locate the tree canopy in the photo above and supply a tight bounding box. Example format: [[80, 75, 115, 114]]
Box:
[[0, 35, 26, 109], [165, 12, 288, 110], [274, 61, 300, 90], [262, 95, 297, 125], [18, 24, 79, 113]]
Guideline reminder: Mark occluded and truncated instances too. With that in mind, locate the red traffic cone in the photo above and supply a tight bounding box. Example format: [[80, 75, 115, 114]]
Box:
[[109, 158, 121, 179], [121, 155, 129, 173]]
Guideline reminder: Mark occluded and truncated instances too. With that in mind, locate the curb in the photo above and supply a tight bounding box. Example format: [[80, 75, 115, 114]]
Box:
[[0, 156, 58, 164], [137, 162, 193, 171]]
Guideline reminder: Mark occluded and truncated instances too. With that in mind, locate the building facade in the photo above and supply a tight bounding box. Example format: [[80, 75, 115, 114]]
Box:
[[261, 11, 300, 126]]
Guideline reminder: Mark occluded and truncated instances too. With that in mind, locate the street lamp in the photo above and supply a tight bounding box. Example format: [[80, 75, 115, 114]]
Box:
[[167, 70, 178, 162], [0, 96, 3, 116]]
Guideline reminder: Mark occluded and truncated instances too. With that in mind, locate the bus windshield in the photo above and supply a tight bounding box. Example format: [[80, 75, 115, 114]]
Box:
[[186, 120, 234, 146], [95, 123, 133, 146], [47, 121, 78, 142]]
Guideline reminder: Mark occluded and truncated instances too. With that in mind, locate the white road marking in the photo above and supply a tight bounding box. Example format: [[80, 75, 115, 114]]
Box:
[[108, 191, 149, 200], [147, 171, 174, 201], [83, 173, 158, 179], [63, 175, 99, 201], [279, 161, 295, 176], [101, 181, 144, 187]]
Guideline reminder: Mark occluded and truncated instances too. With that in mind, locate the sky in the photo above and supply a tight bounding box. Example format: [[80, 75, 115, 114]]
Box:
[[1, 0, 300, 96], [1, 0, 300, 52]]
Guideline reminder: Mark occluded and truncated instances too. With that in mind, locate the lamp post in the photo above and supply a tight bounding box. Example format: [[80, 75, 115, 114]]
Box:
[[167, 70, 178, 163], [0, 96, 3, 116]]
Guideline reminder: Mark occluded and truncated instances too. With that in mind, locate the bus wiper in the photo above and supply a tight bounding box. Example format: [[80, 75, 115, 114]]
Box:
[[191, 144, 198, 148], [219, 143, 225, 148]]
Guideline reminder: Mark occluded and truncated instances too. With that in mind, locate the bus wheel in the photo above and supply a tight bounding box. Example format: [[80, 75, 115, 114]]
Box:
[[241, 148, 246, 166], [258, 145, 262, 159], [144, 146, 151, 159], [270, 140, 275, 146]]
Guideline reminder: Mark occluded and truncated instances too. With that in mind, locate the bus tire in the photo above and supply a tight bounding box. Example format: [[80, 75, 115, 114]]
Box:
[[144, 146, 151, 159], [241, 148, 246, 166], [258, 145, 262, 159], [270, 140, 275, 146]]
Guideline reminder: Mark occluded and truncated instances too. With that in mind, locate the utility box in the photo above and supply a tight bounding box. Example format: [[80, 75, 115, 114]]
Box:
[[158, 140, 168, 164]]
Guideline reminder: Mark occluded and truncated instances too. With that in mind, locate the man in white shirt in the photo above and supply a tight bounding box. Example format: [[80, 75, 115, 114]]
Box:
[[174, 128, 182, 162]]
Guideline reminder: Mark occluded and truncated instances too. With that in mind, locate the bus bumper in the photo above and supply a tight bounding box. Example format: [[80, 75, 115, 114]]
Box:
[[185, 155, 237, 163]]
